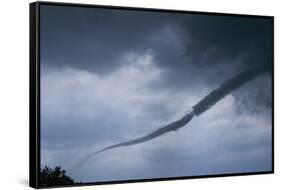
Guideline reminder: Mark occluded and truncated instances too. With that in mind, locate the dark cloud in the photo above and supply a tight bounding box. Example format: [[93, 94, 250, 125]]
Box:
[[41, 4, 273, 89], [40, 5, 181, 74], [181, 15, 272, 67]]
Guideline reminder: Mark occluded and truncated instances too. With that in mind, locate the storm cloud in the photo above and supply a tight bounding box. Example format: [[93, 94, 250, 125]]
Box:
[[40, 4, 273, 183]]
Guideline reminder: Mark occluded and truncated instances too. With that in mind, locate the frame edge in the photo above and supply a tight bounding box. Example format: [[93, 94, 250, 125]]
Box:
[[29, 1, 40, 189]]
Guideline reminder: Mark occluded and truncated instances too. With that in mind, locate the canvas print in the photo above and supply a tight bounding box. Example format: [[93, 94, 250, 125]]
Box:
[[34, 2, 273, 187]]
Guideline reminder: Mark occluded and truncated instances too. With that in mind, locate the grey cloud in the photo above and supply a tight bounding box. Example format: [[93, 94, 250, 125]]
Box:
[[234, 74, 272, 114], [40, 5, 182, 74], [41, 4, 273, 91]]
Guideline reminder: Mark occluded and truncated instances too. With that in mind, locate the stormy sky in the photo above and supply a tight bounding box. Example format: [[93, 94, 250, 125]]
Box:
[[40, 4, 273, 183]]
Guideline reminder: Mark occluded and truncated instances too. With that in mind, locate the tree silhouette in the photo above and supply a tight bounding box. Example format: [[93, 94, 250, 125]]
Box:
[[40, 166, 75, 187]]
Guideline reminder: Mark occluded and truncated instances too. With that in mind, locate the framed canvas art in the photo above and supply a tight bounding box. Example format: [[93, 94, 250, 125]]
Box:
[[30, 1, 274, 188]]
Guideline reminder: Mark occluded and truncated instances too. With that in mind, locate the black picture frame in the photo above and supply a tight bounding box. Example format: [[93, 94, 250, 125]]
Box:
[[30, 1, 274, 188]]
